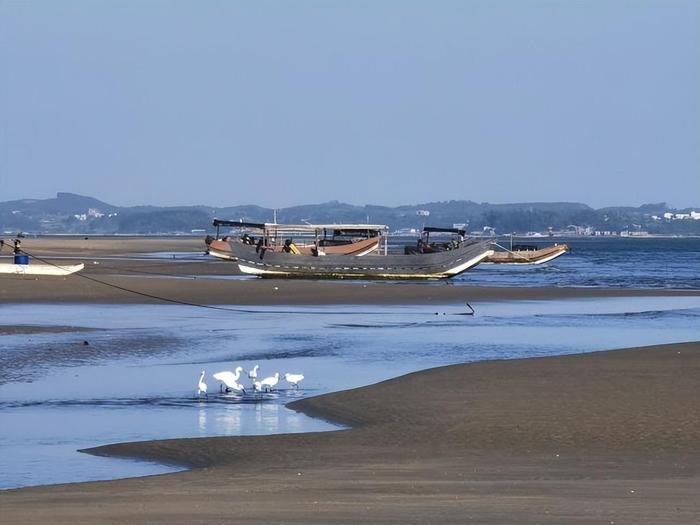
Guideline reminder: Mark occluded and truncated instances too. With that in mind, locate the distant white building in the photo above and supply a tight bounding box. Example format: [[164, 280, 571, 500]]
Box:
[[661, 211, 699, 220], [566, 225, 593, 235], [392, 228, 418, 235], [416, 210, 430, 217]]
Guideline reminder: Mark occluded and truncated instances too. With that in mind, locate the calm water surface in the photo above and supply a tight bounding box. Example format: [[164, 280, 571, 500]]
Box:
[[1, 296, 699, 489], [461, 237, 700, 289]]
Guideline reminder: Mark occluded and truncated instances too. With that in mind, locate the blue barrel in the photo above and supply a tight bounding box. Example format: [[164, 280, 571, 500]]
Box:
[[14, 254, 29, 265]]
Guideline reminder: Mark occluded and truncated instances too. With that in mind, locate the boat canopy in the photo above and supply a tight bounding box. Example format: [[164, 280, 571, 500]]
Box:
[[423, 226, 467, 236], [213, 219, 266, 229], [213, 218, 388, 236]]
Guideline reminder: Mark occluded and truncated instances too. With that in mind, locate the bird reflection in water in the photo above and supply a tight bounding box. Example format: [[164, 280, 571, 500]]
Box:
[[218, 404, 242, 435], [198, 407, 207, 433], [255, 401, 280, 432]]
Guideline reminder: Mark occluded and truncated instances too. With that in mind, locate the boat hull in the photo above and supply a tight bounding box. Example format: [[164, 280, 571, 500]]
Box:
[[0, 263, 84, 276], [484, 244, 569, 265], [207, 240, 238, 260], [229, 240, 494, 279]]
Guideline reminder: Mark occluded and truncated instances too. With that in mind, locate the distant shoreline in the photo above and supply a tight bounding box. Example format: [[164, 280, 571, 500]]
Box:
[[2, 191, 699, 239], [4, 233, 700, 239]]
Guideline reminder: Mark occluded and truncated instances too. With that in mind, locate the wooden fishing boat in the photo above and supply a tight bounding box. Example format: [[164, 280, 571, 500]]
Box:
[[0, 262, 84, 276], [208, 235, 381, 260], [206, 220, 387, 261], [207, 239, 239, 260], [484, 243, 569, 264], [226, 238, 494, 279], [403, 226, 471, 254]]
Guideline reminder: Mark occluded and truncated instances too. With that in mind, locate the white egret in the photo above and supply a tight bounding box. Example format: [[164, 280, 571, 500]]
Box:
[[213, 366, 244, 392], [223, 377, 246, 394], [259, 372, 280, 392], [247, 364, 259, 381], [284, 373, 305, 389], [197, 370, 208, 398]]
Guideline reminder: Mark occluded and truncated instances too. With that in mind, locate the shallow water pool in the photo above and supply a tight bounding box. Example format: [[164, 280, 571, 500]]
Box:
[[1, 296, 699, 489]]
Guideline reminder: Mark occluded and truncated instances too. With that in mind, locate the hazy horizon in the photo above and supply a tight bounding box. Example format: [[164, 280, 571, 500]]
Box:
[[2, 1, 698, 209], [3, 190, 697, 211], [4, 190, 700, 210]]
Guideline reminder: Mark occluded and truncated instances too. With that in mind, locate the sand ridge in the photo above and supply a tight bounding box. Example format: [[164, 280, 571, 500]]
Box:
[[2, 272, 699, 306]]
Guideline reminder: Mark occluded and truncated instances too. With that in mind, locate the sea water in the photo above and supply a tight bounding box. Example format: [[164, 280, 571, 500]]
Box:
[[1, 296, 699, 489], [458, 237, 700, 289]]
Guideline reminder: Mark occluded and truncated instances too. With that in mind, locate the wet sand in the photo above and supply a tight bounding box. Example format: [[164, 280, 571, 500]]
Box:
[[1, 235, 206, 256], [4, 273, 700, 305], [3, 237, 700, 522], [2, 341, 700, 524], [2, 272, 699, 305], [0, 325, 94, 335], [2, 236, 699, 305]]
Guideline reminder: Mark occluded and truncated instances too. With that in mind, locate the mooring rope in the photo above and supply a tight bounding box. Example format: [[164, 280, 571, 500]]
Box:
[[3, 239, 477, 317], [12, 246, 261, 313]]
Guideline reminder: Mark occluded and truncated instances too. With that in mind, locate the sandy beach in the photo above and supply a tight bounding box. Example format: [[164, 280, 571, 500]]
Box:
[[4, 272, 700, 306], [1, 235, 207, 256], [1, 341, 699, 523], [2, 237, 700, 523]]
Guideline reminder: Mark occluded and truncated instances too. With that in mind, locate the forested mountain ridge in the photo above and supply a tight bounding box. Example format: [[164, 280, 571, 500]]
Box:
[[1, 193, 698, 235]]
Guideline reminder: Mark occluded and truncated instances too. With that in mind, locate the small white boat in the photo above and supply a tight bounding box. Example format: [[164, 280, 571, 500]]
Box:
[[0, 262, 84, 276]]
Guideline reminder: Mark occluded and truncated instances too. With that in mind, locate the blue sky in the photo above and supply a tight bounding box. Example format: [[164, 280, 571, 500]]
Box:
[[1, 1, 698, 208]]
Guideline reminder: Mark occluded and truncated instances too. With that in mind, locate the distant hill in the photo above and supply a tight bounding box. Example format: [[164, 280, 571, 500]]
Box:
[[1, 192, 118, 215], [0, 193, 697, 236]]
